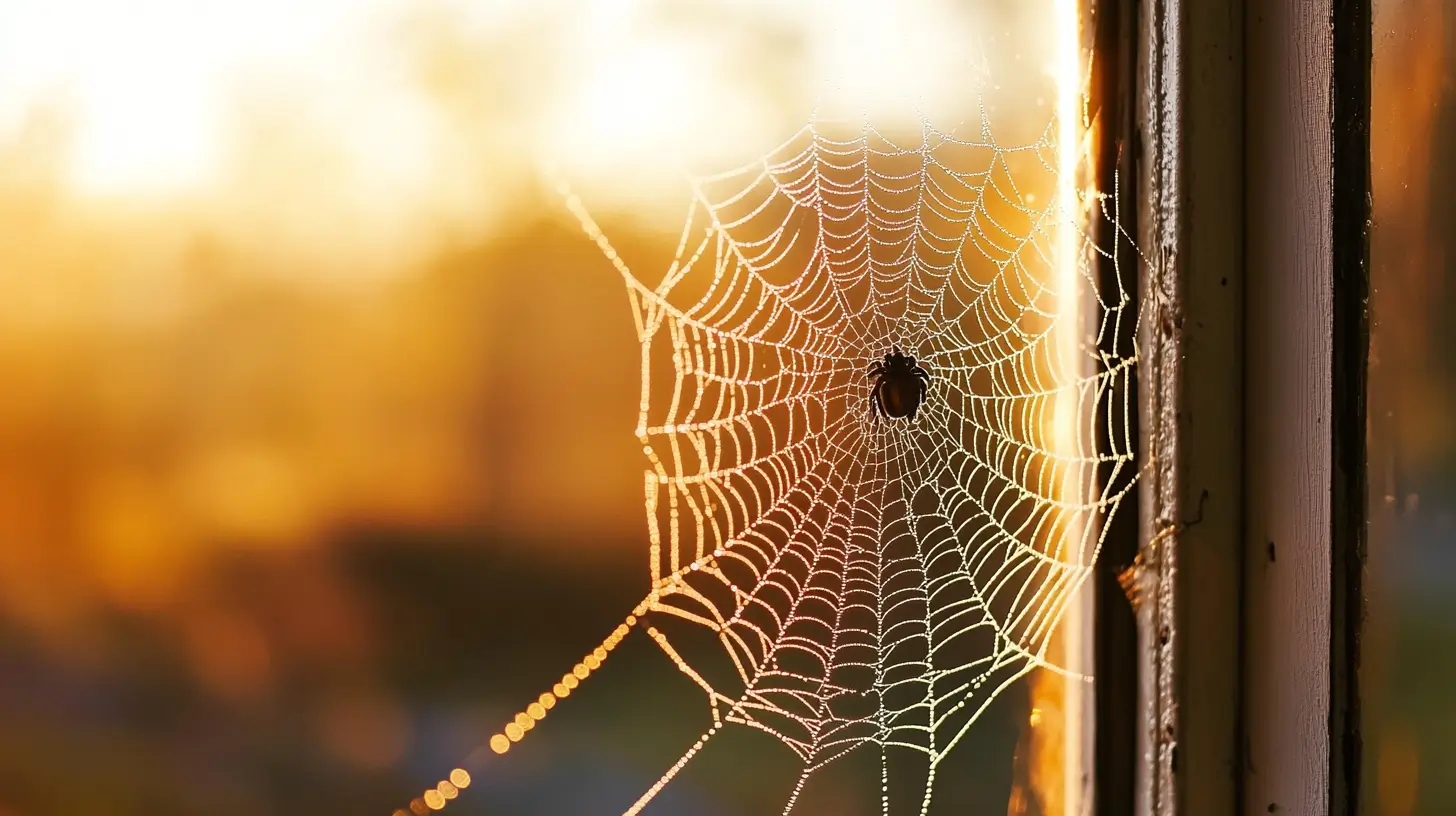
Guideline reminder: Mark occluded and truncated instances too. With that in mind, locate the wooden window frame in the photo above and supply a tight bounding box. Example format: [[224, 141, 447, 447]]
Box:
[[1086, 0, 1372, 812]]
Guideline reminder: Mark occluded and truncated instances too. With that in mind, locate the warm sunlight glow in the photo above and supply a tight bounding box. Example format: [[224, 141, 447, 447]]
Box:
[[547, 34, 722, 183], [809, 0, 991, 111], [543, 0, 994, 194], [0, 1, 223, 192], [0, 2, 1108, 813], [0, 0, 387, 195], [0, 0, 996, 203], [1034, 0, 1097, 813]]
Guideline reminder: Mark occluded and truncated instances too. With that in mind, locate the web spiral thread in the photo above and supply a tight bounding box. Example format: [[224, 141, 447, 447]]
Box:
[[395, 109, 1141, 816]]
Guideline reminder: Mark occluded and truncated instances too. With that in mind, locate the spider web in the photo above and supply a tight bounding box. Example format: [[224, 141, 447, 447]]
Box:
[[394, 109, 1140, 816]]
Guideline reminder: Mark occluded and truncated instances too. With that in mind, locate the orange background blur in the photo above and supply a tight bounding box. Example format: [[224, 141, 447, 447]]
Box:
[[0, 2, 1062, 813]]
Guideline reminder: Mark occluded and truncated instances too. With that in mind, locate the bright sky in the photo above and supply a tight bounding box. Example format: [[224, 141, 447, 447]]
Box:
[[0, 0, 1019, 204], [0, 0, 432, 195]]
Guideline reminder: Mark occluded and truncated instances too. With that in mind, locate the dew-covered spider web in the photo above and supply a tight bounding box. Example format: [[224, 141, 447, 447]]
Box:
[[394, 108, 1140, 815]]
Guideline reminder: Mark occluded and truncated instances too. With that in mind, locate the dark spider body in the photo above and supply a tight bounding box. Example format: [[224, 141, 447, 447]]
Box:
[[868, 347, 930, 420]]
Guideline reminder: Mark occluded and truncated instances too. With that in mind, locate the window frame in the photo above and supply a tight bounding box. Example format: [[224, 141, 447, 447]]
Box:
[[1089, 0, 1372, 812]]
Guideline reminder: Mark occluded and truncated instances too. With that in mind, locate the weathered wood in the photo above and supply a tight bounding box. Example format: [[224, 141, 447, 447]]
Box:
[[1135, 0, 1183, 811], [1242, 0, 1343, 812], [1127, 0, 1369, 811], [1169, 0, 1246, 810]]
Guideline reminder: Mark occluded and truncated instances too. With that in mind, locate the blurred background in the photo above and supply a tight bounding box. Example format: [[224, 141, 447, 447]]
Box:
[[0, 1, 1061, 813], [1367, 1, 1456, 813]]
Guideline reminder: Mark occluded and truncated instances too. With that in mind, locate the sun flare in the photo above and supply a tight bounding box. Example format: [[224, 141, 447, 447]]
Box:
[[0, 0, 1005, 206], [0, 0, 386, 194], [0, 2, 1110, 813]]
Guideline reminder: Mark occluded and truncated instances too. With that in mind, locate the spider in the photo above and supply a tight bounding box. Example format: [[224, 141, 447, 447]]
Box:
[[868, 347, 931, 420]]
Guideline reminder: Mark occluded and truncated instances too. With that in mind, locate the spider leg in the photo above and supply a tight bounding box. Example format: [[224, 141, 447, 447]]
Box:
[[913, 365, 930, 380], [869, 381, 882, 419]]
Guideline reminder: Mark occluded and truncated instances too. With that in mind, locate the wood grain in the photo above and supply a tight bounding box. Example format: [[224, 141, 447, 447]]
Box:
[[1243, 0, 1335, 813], [1172, 0, 1246, 811]]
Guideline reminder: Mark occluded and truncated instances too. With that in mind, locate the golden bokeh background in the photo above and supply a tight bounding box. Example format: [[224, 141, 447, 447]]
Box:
[[1367, 1, 1456, 814], [3, 0, 1452, 812], [0, 1, 1070, 814]]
